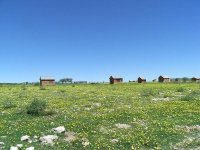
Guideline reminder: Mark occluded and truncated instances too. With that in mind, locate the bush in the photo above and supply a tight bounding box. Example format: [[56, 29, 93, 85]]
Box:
[[141, 89, 159, 97], [176, 87, 184, 92], [60, 89, 66, 93], [27, 99, 47, 115], [40, 86, 46, 90], [190, 90, 200, 95], [2, 100, 16, 109], [34, 82, 40, 86], [21, 85, 26, 90], [41, 109, 56, 116], [180, 95, 195, 101], [180, 90, 200, 101], [163, 93, 173, 98]]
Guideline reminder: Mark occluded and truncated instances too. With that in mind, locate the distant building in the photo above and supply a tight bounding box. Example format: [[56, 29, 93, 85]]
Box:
[[138, 77, 146, 83], [40, 76, 55, 86], [109, 76, 123, 84], [158, 76, 170, 83], [191, 77, 200, 82]]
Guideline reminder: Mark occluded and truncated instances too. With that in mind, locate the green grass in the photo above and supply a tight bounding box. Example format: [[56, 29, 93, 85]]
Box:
[[0, 83, 200, 149]]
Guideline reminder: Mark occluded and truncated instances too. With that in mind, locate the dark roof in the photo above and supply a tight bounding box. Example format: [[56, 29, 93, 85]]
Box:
[[138, 77, 146, 80], [192, 77, 200, 80], [110, 76, 123, 79], [159, 75, 170, 79]]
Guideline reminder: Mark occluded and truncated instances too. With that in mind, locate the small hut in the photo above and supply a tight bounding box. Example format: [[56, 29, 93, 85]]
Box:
[[138, 77, 146, 83], [109, 76, 123, 84], [158, 76, 170, 83], [191, 77, 200, 82], [40, 76, 55, 86]]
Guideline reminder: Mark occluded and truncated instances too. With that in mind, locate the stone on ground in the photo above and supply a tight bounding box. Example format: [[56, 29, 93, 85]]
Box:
[[26, 146, 34, 150], [39, 135, 58, 145], [16, 144, 23, 148], [10, 146, 18, 150], [115, 123, 131, 129], [52, 126, 66, 133], [21, 135, 30, 141]]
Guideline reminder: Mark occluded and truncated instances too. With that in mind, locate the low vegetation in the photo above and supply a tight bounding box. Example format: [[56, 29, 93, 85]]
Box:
[[26, 99, 47, 115], [0, 83, 200, 149]]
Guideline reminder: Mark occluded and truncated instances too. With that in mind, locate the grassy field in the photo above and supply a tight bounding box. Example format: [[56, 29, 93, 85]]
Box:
[[0, 83, 200, 149]]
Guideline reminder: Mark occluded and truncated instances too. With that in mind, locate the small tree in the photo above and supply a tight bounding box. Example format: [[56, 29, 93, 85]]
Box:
[[182, 77, 189, 83], [27, 99, 47, 115], [59, 79, 65, 84], [175, 78, 179, 82], [59, 78, 73, 84]]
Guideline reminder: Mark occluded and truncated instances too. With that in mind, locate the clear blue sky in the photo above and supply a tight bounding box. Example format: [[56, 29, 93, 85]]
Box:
[[0, 0, 200, 83]]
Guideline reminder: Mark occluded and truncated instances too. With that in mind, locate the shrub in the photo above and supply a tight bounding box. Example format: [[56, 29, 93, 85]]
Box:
[[190, 90, 200, 95], [21, 85, 26, 90], [34, 82, 40, 86], [40, 86, 46, 90], [2, 100, 16, 109], [60, 89, 66, 93], [180, 95, 195, 101], [163, 93, 173, 98], [180, 90, 200, 101], [176, 87, 184, 92], [27, 99, 47, 115], [41, 109, 56, 116], [141, 89, 159, 97]]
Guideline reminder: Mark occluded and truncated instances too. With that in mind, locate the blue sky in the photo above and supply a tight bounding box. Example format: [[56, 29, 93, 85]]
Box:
[[0, 0, 200, 83]]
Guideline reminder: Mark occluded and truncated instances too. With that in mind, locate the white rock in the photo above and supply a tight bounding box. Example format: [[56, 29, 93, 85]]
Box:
[[110, 139, 119, 144], [33, 136, 38, 139], [84, 108, 91, 111], [16, 144, 23, 148], [99, 127, 108, 134], [0, 142, 4, 145], [93, 103, 101, 107], [39, 135, 58, 145], [10, 146, 18, 150], [82, 138, 90, 147], [52, 126, 65, 133], [26, 146, 34, 150], [82, 141, 90, 147], [32, 136, 38, 142], [21, 135, 30, 141], [115, 123, 131, 129], [28, 140, 32, 143]]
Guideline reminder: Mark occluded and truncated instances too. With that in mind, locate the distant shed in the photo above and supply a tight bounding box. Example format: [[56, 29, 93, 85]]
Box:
[[40, 76, 55, 86], [158, 76, 170, 83], [191, 77, 200, 82], [109, 76, 123, 84], [138, 77, 146, 83]]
